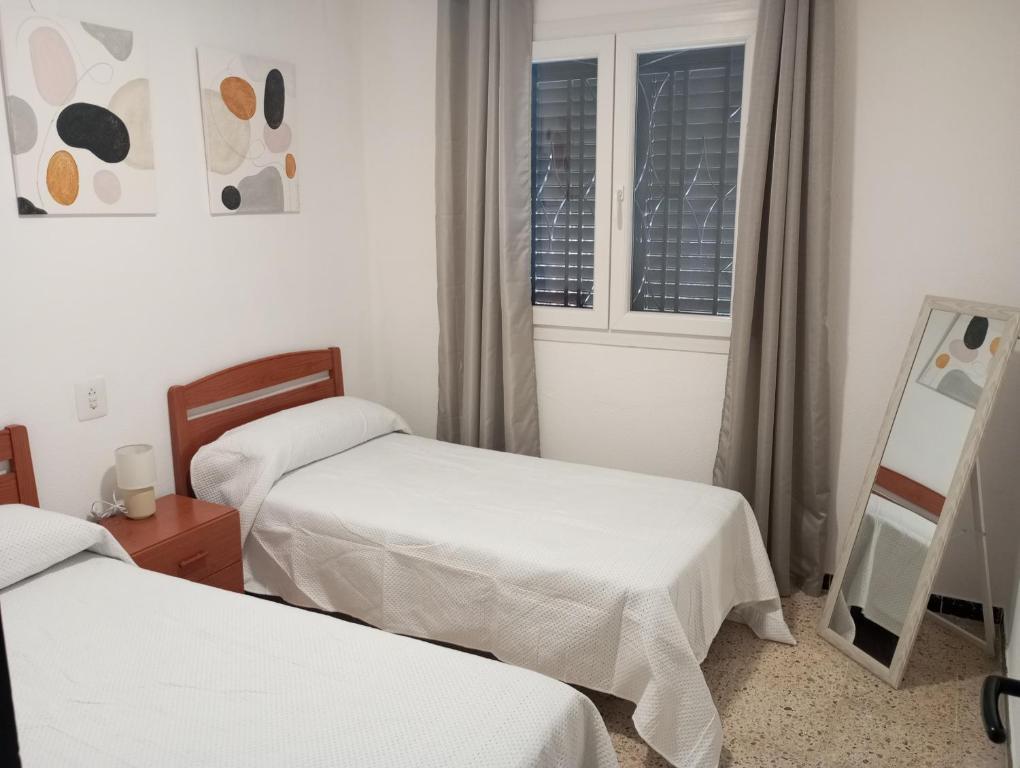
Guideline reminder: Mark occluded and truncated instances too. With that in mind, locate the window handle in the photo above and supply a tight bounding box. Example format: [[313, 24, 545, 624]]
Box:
[[616, 188, 624, 230]]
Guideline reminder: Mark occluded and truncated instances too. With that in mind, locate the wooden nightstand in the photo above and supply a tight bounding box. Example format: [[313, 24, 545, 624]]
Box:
[[99, 495, 243, 592]]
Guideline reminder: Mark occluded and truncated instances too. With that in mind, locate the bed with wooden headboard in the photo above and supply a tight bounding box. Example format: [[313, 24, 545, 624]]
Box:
[[0, 425, 38, 507], [166, 346, 795, 768], [167, 348, 343, 496]]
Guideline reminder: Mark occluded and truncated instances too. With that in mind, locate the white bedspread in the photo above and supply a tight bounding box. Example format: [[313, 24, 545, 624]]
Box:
[[0, 502, 132, 587], [226, 433, 794, 768], [1, 506, 618, 768]]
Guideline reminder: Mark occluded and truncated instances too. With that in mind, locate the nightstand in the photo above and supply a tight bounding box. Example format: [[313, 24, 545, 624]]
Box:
[[99, 495, 243, 592]]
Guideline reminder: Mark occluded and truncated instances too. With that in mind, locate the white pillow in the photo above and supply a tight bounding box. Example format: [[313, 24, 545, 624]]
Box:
[[191, 396, 410, 539], [0, 504, 132, 590]]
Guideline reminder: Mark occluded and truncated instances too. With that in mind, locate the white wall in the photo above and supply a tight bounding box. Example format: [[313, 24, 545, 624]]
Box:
[[828, 0, 1020, 603], [357, 0, 439, 438], [0, 0, 374, 515], [535, 341, 727, 479]]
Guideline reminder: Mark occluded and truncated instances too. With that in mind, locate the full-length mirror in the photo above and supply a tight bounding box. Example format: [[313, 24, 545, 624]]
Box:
[[820, 297, 1020, 687]]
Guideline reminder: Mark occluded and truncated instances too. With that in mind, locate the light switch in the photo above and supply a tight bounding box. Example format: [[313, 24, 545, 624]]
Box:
[[75, 377, 108, 421]]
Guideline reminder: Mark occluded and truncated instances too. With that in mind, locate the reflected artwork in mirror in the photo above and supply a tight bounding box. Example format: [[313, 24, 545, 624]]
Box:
[[819, 298, 1020, 687]]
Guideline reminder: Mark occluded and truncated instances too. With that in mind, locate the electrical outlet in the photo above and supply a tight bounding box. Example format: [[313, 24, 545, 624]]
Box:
[[75, 377, 108, 422]]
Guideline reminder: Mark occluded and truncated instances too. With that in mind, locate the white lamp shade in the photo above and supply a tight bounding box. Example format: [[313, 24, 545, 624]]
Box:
[[114, 444, 156, 490]]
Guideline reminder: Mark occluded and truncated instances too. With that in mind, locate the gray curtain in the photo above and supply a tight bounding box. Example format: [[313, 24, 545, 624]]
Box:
[[435, 0, 540, 456], [713, 0, 834, 596]]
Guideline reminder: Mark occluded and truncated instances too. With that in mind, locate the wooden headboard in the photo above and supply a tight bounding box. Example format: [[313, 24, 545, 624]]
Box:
[[0, 425, 39, 507], [167, 348, 344, 496]]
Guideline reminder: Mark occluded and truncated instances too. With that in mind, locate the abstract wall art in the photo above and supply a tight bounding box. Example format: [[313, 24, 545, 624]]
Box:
[[0, 9, 156, 215], [197, 48, 298, 215], [918, 312, 1006, 408]]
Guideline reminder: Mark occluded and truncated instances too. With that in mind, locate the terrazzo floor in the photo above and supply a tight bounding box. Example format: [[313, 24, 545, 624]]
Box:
[[587, 592, 1005, 768]]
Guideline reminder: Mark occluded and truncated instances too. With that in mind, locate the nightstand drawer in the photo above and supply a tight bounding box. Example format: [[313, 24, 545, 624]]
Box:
[[201, 560, 243, 593], [133, 511, 240, 583]]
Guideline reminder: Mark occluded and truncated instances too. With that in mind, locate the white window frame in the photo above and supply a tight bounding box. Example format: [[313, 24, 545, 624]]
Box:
[[530, 18, 755, 350], [531, 34, 615, 331], [608, 21, 755, 338]]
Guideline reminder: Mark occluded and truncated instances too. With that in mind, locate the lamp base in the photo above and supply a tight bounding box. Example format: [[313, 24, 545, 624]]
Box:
[[123, 487, 156, 519]]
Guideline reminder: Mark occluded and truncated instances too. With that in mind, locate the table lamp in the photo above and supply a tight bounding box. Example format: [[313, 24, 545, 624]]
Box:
[[115, 444, 156, 519]]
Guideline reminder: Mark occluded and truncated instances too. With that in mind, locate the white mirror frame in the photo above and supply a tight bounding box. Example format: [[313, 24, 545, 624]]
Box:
[[818, 295, 1020, 688]]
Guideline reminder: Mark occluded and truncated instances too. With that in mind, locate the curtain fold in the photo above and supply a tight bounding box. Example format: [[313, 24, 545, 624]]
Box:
[[713, 0, 834, 596], [435, 0, 540, 456]]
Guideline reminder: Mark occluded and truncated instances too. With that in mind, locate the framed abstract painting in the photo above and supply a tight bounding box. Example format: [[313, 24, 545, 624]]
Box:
[[0, 9, 156, 216], [196, 47, 298, 215]]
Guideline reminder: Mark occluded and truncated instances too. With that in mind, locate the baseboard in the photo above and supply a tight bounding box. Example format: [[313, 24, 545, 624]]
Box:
[[928, 593, 1005, 626], [821, 573, 1004, 625]]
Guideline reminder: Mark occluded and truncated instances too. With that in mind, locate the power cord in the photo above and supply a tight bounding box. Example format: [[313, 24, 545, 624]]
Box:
[[89, 493, 126, 520]]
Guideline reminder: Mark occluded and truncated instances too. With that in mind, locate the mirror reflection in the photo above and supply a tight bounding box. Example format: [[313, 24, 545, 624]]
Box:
[[829, 309, 1007, 667]]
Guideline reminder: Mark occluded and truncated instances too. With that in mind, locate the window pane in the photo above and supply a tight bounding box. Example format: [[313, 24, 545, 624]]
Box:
[[531, 58, 598, 308], [630, 45, 744, 316]]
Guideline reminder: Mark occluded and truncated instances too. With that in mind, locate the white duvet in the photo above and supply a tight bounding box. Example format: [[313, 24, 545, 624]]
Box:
[[1, 504, 618, 768], [194, 400, 794, 768]]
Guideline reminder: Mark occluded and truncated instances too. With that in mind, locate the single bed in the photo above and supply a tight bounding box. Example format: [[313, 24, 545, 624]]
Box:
[[169, 349, 796, 768], [0, 424, 617, 768]]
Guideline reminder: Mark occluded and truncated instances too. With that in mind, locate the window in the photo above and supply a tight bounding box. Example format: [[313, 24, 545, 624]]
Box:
[[531, 58, 597, 309], [531, 36, 614, 330], [530, 23, 753, 339], [629, 46, 743, 317]]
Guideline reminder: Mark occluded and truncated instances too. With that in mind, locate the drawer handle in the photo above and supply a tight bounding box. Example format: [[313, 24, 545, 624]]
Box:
[[178, 551, 208, 576]]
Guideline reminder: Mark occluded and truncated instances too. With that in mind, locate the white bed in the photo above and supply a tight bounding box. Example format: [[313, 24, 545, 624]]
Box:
[[1, 503, 618, 768], [192, 396, 796, 768]]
